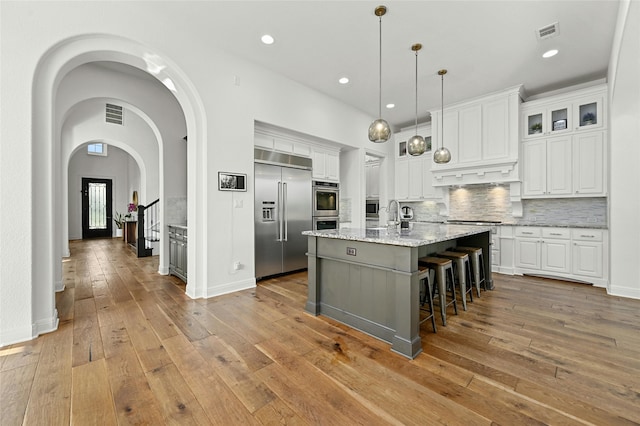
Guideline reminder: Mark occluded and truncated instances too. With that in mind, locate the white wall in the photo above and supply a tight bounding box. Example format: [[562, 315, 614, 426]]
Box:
[[67, 145, 131, 239], [609, 0, 640, 299], [0, 2, 375, 345]]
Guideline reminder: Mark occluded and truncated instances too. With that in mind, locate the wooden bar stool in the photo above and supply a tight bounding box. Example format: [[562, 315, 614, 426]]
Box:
[[418, 265, 436, 333], [437, 251, 473, 311], [418, 257, 458, 326], [453, 246, 486, 297]]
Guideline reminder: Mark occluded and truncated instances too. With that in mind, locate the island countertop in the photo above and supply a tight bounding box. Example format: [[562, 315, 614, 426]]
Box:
[[302, 223, 492, 248]]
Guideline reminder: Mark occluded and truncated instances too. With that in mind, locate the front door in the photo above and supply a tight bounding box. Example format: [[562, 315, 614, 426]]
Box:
[[82, 177, 113, 239]]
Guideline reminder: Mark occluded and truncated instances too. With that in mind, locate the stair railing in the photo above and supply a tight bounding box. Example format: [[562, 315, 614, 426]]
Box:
[[137, 199, 159, 257]]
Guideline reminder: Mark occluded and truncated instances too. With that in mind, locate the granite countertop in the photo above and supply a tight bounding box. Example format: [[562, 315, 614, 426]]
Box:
[[413, 221, 607, 230], [302, 223, 492, 248]]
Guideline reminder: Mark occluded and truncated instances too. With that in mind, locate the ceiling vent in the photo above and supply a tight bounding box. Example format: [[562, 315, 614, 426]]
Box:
[[106, 103, 123, 125], [536, 22, 559, 40]]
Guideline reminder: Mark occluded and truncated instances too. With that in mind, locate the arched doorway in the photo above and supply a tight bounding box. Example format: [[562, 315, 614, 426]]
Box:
[[31, 34, 207, 338]]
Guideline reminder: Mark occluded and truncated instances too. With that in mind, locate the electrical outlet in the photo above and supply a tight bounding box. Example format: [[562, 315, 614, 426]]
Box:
[[233, 261, 241, 270], [346, 247, 357, 256]]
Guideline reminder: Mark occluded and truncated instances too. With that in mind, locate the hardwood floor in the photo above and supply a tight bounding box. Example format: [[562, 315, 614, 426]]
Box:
[[2, 238, 640, 425]]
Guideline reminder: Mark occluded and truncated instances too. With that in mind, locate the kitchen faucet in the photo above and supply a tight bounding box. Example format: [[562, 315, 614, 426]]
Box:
[[388, 199, 401, 228]]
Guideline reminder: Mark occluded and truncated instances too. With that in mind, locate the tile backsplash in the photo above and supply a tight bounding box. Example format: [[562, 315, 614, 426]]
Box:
[[406, 184, 607, 226]]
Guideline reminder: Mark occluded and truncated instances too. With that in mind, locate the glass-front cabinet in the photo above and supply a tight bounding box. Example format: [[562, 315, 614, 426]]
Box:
[[522, 87, 605, 140]]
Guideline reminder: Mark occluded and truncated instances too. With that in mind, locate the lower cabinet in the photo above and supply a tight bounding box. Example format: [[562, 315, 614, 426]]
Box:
[[572, 229, 604, 278], [512, 226, 607, 287], [168, 225, 187, 282]]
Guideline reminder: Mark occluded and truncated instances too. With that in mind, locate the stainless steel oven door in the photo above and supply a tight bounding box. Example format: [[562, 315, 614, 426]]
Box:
[[313, 182, 339, 217], [313, 216, 339, 230]]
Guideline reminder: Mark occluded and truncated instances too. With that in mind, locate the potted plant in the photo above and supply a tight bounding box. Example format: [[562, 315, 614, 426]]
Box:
[[530, 122, 543, 134], [113, 212, 125, 238], [582, 112, 596, 125]]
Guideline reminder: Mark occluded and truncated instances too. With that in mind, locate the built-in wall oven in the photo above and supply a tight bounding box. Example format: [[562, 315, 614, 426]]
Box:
[[313, 216, 339, 230], [313, 181, 339, 217]]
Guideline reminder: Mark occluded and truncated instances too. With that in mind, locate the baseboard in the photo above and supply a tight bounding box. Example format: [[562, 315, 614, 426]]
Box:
[[0, 324, 35, 348], [32, 309, 59, 337], [608, 285, 640, 300], [55, 280, 65, 292], [158, 266, 169, 275], [206, 277, 256, 298]]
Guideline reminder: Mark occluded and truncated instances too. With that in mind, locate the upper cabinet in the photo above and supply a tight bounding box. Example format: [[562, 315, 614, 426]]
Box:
[[521, 84, 607, 199], [522, 85, 606, 140], [394, 125, 441, 201], [312, 148, 340, 182], [431, 85, 522, 186]]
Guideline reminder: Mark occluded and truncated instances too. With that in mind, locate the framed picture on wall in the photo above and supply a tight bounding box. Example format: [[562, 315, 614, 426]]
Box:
[[218, 172, 247, 191]]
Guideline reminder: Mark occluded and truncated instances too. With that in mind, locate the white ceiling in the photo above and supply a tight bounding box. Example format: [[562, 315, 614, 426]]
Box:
[[101, 1, 621, 130]]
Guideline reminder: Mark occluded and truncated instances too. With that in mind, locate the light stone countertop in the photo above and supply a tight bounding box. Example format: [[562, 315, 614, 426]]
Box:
[[302, 223, 492, 248]]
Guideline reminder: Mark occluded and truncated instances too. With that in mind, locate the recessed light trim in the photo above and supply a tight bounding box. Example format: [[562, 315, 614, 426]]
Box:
[[542, 49, 558, 58], [338, 77, 349, 84], [386, 103, 395, 109], [261, 34, 275, 45]]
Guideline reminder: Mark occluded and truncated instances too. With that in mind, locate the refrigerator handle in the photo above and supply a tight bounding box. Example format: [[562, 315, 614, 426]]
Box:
[[283, 182, 288, 241], [277, 181, 283, 242]]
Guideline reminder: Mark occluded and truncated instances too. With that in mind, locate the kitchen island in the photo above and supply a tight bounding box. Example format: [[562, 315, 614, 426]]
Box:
[[303, 223, 492, 359]]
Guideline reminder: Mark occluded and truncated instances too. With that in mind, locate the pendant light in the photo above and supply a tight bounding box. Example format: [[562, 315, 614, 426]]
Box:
[[433, 69, 452, 164], [407, 43, 426, 156], [368, 5, 391, 143]]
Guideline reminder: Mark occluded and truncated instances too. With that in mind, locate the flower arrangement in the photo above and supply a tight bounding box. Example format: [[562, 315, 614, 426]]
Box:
[[128, 203, 137, 213]]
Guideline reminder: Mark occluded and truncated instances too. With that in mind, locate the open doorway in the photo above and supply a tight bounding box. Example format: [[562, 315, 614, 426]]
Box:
[[81, 177, 113, 238]]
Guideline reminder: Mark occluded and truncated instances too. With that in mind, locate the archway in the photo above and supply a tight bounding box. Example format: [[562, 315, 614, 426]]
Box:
[[31, 34, 207, 338]]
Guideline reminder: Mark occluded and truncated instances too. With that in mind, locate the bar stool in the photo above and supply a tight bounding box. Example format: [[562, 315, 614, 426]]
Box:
[[418, 257, 458, 326], [417, 265, 436, 333], [437, 251, 473, 311], [453, 246, 486, 297]]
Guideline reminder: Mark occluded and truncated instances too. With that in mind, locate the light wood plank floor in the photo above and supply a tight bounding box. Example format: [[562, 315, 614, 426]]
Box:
[[2, 238, 640, 425]]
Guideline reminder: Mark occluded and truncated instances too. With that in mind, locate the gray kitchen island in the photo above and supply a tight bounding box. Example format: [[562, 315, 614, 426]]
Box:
[[303, 223, 493, 359]]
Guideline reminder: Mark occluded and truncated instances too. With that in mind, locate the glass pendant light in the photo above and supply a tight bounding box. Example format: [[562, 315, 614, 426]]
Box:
[[407, 43, 426, 156], [368, 5, 391, 143], [433, 69, 452, 164]]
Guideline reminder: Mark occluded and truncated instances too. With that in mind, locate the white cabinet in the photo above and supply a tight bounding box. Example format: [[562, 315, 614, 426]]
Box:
[[431, 86, 521, 186], [513, 226, 607, 287], [514, 227, 541, 270], [540, 228, 571, 274], [522, 136, 572, 197], [573, 131, 605, 195], [515, 227, 570, 273], [365, 161, 380, 198], [522, 87, 606, 140], [522, 131, 606, 198], [572, 229, 604, 278], [394, 126, 438, 201], [521, 84, 607, 199], [312, 148, 339, 182], [395, 158, 409, 200]]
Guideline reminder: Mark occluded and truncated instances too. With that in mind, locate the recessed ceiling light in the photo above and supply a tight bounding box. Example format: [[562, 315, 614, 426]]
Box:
[[542, 49, 558, 58], [261, 34, 275, 45], [338, 77, 349, 84], [386, 103, 395, 109]]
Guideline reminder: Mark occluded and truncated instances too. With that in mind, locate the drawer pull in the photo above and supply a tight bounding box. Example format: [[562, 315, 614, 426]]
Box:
[[550, 233, 562, 236], [521, 231, 533, 235], [580, 234, 595, 238]]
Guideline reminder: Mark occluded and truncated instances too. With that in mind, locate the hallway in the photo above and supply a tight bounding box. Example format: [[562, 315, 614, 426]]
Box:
[[1, 238, 640, 424]]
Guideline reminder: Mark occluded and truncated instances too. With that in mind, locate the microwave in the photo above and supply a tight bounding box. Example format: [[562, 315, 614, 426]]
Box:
[[366, 199, 379, 218]]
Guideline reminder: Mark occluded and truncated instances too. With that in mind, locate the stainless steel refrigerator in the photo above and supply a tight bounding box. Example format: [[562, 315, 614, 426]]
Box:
[[254, 150, 312, 279]]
